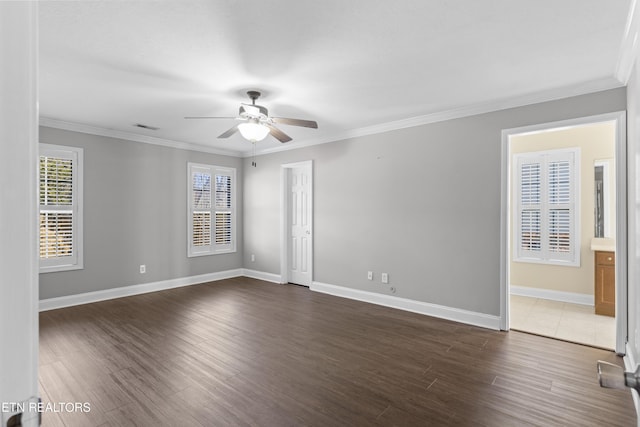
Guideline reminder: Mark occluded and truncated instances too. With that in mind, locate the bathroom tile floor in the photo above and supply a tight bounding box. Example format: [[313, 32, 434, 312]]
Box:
[[510, 294, 616, 350]]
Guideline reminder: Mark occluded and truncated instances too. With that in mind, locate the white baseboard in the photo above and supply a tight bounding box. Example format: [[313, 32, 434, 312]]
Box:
[[242, 269, 283, 284], [39, 270, 500, 333], [625, 343, 636, 371], [510, 285, 594, 306], [39, 269, 244, 312], [310, 281, 500, 330]]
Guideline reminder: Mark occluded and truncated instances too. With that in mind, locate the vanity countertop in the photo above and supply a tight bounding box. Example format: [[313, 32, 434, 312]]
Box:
[[590, 237, 615, 252]]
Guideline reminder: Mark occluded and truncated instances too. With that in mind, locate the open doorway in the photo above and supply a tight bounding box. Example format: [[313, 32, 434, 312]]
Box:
[[500, 112, 627, 354]]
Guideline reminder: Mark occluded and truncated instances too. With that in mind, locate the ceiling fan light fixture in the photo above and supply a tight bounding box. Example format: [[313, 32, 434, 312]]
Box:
[[186, 90, 316, 144], [238, 120, 269, 142]]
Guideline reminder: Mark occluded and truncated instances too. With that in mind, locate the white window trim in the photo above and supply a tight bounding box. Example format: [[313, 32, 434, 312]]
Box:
[[513, 147, 580, 267], [187, 162, 236, 257], [39, 143, 84, 273]]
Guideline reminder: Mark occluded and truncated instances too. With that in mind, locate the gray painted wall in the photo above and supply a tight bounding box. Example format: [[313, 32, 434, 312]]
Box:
[[39, 88, 626, 315], [39, 127, 243, 299], [243, 88, 626, 316]]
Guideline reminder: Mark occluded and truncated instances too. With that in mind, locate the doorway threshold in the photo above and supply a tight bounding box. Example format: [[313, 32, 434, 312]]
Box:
[[510, 328, 615, 352], [510, 295, 615, 350]]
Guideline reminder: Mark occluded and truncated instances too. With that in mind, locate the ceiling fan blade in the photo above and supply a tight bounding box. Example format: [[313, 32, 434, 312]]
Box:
[[184, 116, 237, 120], [272, 117, 318, 129], [266, 124, 292, 143], [218, 125, 240, 138]]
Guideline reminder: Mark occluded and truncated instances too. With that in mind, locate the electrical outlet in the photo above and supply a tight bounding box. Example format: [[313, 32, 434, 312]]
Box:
[[139, 264, 146, 274], [251, 254, 255, 262], [381, 273, 389, 284], [367, 271, 373, 280]]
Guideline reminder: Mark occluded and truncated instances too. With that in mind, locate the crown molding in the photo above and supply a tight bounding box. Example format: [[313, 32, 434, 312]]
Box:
[[40, 77, 624, 160], [616, 0, 640, 84], [244, 77, 624, 157], [39, 117, 241, 157]]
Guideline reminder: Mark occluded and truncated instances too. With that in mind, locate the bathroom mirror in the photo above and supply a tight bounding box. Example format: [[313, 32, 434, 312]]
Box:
[[594, 159, 612, 238]]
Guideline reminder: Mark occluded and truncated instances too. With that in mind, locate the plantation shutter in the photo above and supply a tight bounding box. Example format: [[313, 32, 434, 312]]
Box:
[[519, 162, 541, 256], [215, 173, 232, 249], [188, 163, 235, 257], [514, 149, 579, 266], [548, 160, 572, 254], [192, 169, 212, 249], [39, 144, 83, 272], [189, 165, 212, 255]]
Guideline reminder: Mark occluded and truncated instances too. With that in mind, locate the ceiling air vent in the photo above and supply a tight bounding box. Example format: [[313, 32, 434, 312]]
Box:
[[133, 123, 159, 131]]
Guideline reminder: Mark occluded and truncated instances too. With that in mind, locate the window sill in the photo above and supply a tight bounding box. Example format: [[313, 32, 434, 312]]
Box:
[[39, 263, 83, 274], [188, 248, 236, 258], [513, 257, 580, 268]]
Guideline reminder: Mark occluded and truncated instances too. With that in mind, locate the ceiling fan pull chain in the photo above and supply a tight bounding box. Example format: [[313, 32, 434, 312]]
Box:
[[252, 141, 257, 167]]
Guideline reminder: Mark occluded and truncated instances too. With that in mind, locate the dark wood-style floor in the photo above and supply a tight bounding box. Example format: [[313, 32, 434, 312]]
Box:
[[39, 277, 636, 426]]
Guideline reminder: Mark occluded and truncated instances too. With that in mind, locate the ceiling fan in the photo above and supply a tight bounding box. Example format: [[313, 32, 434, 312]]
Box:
[[185, 91, 318, 143]]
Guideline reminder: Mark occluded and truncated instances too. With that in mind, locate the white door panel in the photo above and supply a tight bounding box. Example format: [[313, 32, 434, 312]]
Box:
[[288, 165, 312, 285]]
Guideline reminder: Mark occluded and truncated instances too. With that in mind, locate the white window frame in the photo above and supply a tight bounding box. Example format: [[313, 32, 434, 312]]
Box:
[[513, 148, 580, 266], [39, 143, 84, 273], [187, 162, 236, 257]]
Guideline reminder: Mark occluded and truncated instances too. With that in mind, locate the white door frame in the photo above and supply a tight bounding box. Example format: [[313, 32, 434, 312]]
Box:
[[280, 160, 313, 285], [500, 111, 627, 354]]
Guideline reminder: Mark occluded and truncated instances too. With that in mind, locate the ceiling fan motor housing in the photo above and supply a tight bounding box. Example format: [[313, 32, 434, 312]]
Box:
[[239, 104, 269, 121]]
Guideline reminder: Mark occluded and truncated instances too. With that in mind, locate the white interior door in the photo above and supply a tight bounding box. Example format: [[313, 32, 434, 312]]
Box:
[[1, 3, 40, 426], [288, 165, 312, 286]]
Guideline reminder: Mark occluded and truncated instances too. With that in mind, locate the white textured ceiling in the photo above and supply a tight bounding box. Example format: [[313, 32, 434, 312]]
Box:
[[39, 0, 631, 156]]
